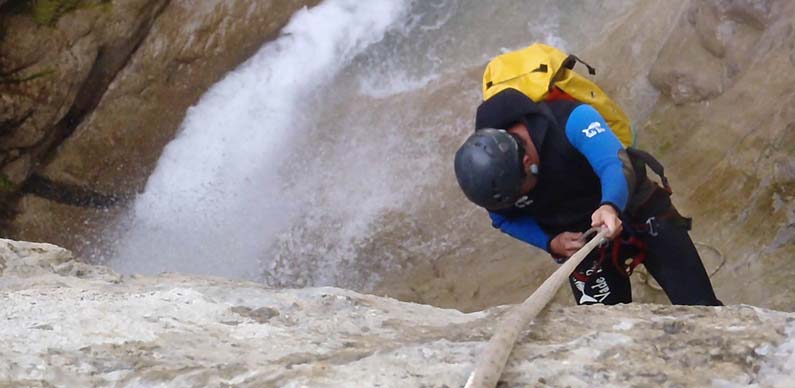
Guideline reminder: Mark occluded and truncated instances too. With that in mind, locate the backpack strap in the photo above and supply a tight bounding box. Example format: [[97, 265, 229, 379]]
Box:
[[547, 54, 597, 92], [626, 147, 672, 194], [564, 55, 597, 75]]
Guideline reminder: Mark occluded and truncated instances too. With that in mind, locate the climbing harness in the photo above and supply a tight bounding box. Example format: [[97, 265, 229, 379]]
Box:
[[572, 204, 694, 283], [572, 234, 647, 283]]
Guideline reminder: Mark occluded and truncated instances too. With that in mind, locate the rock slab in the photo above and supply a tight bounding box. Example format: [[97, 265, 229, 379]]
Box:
[[0, 239, 793, 387]]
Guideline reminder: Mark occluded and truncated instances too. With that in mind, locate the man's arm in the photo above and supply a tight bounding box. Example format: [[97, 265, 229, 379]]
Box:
[[564, 104, 632, 238], [488, 211, 551, 252], [490, 212, 588, 259], [564, 104, 630, 212]]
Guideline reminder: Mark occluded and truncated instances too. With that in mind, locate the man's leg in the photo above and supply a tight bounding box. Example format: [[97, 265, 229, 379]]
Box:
[[641, 214, 722, 306], [568, 250, 632, 305]]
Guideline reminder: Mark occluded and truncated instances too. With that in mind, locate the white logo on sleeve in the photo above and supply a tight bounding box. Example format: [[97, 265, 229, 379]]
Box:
[[582, 121, 606, 138]]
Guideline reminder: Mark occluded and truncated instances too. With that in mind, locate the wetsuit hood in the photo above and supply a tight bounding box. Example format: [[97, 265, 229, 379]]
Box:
[[475, 88, 555, 149]]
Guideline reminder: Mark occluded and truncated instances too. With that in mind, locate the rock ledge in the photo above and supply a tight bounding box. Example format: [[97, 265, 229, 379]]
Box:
[[0, 239, 792, 387]]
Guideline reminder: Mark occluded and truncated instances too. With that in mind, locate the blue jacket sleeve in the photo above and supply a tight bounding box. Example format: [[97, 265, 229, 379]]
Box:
[[488, 211, 551, 252], [564, 104, 629, 212]]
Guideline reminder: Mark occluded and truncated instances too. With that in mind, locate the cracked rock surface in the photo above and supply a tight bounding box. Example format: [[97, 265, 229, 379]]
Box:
[[0, 238, 793, 387]]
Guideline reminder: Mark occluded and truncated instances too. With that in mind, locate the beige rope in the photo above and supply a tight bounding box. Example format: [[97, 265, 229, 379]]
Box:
[[464, 228, 609, 388], [695, 241, 725, 278]]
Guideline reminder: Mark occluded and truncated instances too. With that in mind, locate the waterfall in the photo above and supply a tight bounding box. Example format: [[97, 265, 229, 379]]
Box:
[[110, 0, 638, 290], [110, 0, 411, 278]]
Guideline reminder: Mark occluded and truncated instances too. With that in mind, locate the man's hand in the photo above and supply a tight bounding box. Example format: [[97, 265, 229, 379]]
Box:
[[591, 204, 623, 239], [550, 231, 585, 259]]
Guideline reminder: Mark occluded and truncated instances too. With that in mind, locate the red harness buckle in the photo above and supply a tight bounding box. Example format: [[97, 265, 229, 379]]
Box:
[[573, 235, 647, 282], [613, 236, 646, 277]]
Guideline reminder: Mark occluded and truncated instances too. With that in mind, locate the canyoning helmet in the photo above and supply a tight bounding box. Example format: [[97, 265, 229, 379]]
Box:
[[454, 128, 527, 210]]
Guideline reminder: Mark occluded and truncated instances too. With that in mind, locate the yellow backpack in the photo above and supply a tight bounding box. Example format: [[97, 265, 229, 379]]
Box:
[[482, 43, 634, 147]]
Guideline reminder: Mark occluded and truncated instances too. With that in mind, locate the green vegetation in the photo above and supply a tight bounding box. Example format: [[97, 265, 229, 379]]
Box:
[[0, 68, 55, 84], [29, 0, 83, 25], [0, 174, 13, 191]]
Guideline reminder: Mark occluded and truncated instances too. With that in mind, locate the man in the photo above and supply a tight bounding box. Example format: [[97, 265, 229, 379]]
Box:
[[454, 88, 721, 306]]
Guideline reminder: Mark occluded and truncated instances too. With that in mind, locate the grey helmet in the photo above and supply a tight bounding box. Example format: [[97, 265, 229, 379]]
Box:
[[454, 128, 526, 210]]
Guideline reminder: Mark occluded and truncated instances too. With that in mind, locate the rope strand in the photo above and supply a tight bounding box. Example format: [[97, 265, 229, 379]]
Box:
[[464, 228, 609, 388]]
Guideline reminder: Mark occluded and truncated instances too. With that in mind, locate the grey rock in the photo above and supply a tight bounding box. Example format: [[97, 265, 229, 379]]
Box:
[[0, 238, 792, 387]]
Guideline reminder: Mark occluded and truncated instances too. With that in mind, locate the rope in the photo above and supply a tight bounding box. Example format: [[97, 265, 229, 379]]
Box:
[[695, 241, 726, 278], [636, 241, 725, 291], [464, 228, 609, 388]]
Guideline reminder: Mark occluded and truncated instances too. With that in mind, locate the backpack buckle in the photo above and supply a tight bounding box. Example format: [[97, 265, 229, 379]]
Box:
[[645, 217, 659, 237]]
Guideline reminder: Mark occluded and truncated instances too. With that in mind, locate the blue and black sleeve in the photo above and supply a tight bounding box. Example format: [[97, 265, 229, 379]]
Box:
[[564, 104, 629, 212]]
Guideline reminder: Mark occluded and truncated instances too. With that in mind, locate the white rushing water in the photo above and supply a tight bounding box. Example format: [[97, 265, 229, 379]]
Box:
[[110, 0, 639, 288], [110, 0, 411, 278]]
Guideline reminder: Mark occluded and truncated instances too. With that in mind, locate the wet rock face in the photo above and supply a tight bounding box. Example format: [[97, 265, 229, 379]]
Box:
[[0, 0, 318, 252], [0, 239, 793, 387], [648, 0, 774, 105], [638, 0, 795, 312], [0, 0, 167, 177], [37, 0, 320, 195]]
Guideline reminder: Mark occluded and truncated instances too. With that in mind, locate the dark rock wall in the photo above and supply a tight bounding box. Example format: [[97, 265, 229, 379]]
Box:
[[0, 0, 319, 253]]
